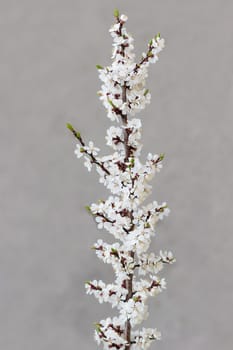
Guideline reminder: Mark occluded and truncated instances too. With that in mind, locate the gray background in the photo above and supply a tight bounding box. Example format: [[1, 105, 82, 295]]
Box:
[[1, 0, 233, 349]]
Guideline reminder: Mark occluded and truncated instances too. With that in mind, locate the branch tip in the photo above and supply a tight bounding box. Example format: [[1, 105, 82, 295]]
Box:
[[67, 123, 81, 139], [66, 123, 74, 131], [113, 8, 119, 18], [159, 153, 165, 161]]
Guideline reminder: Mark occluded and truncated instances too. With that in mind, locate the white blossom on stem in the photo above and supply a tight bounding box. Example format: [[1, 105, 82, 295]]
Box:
[[67, 9, 175, 350]]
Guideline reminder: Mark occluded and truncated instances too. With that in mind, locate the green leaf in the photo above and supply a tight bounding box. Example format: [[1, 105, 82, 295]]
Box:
[[76, 131, 81, 138], [128, 158, 135, 169], [114, 8, 119, 18], [159, 153, 165, 161], [144, 89, 149, 96], [67, 123, 81, 139], [66, 123, 74, 131], [155, 32, 161, 40], [85, 205, 91, 213], [107, 99, 115, 108], [133, 296, 140, 302], [96, 64, 104, 70], [94, 323, 102, 333], [111, 248, 118, 254]]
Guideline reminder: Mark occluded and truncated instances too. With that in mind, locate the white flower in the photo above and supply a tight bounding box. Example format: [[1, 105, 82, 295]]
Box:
[[84, 156, 92, 172], [74, 144, 84, 158], [85, 141, 100, 156], [132, 327, 161, 349], [90, 202, 104, 214], [127, 118, 142, 130], [138, 253, 159, 274], [109, 22, 121, 34], [160, 250, 176, 264], [120, 14, 128, 22], [106, 126, 123, 150], [95, 216, 105, 229], [157, 37, 165, 49], [119, 299, 149, 326]]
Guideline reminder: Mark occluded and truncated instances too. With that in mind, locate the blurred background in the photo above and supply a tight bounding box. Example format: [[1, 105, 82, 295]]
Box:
[[1, 0, 233, 349]]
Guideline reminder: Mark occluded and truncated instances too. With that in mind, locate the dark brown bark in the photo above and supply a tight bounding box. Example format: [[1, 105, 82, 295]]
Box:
[[125, 252, 134, 350], [121, 83, 134, 350]]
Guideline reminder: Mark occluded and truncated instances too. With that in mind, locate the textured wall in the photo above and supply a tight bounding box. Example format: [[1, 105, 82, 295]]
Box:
[[1, 1, 233, 349]]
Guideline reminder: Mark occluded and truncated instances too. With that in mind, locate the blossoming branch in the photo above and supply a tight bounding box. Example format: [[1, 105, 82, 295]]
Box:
[[67, 9, 175, 350]]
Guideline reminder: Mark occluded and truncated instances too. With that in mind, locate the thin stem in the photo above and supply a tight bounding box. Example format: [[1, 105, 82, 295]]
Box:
[[125, 252, 134, 350], [112, 17, 136, 348], [121, 84, 131, 162], [134, 39, 155, 74], [121, 82, 134, 350], [68, 126, 111, 175]]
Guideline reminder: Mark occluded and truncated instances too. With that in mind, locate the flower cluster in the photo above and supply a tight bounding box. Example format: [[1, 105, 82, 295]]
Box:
[[68, 9, 175, 350], [98, 13, 165, 122]]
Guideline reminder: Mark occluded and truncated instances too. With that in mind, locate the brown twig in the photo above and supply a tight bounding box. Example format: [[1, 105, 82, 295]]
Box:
[[120, 67, 134, 350], [67, 124, 111, 175]]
